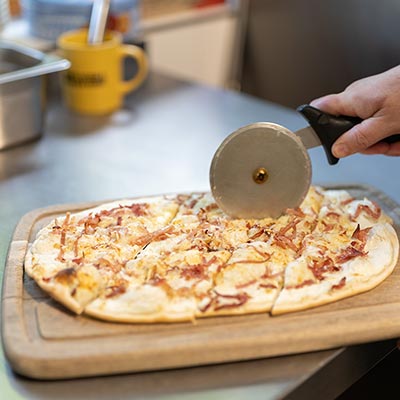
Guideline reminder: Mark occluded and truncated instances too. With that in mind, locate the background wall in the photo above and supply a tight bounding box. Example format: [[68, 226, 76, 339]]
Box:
[[144, 1, 245, 88], [241, 0, 400, 108], [146, 12, 238, 87]]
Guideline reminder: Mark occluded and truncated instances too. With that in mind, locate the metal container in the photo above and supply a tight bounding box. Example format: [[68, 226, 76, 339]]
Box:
[[0, 41, 70, 150]]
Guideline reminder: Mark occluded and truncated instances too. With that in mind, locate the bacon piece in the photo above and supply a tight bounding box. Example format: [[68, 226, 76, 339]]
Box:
[[261, 269, 282, 279], [181, 264, 207, 280], [336, 246, 366, 263], [248, 228, 264, 240], [105, 285, 126, 298], [198, 297, 212, 313], [55, 214, 72, 262], [197, 208, 209, 222], [235, 279, 257, 289], [296, 239, 307, 257], [82, 214, 101, 233], [188, 199, 198, 209], [73, 233, 84, 257], [351, 225, 371, 251], [95, 204, 145, 219], [189, 239, 211, 252], [176, 194, 191, 205], [259, 283, 277, 289], [204, 203, 218, 212], [252, 247, 272, 261], [213, 292, 249, 311], [78, 203, 149, 232], [97, 257, 113, 268], [351, 224, 371, 241], [52, 225, 62, 233], [228, 247, 271, 265], [95, 209, 113, 218], [279, 218, 300, 236], [133, 225, 175, 246], [202, 255, 218, 267], [351, 224, 361, 238], [332, 277, 346, 290], [181, 256, 218, 280], [354, 201, 381, 220], [285, 208, 306, 218], [72, 256, 84, 265], [321, 221, 335, 232], [233, 259, 269, 265], [317, 244, 329, 255], [308, 257, 340, 280], [148, 276, 166, 286], [95, 257, 123, 273], [341, 198, 355, 206], [56, 247, 65, 262], [286, 279, 315, 290], [147, 277, 175, 297], [63, 212, 71, 227], [273, 234, 298, 252], [60, 230, 66, 246], [308, 219, 318, 233], [127, 203, 149, 216], [325, 211, 340, 219]]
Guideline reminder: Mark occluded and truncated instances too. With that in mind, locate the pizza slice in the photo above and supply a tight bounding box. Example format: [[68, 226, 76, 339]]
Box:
[[84, 248, 232, 322], [271, 193, 399, 315], [25, 197, 179, 314], [196, 241, 284, 317]]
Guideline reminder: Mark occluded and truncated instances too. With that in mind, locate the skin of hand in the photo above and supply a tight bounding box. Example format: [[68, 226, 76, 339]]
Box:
[[310, 65, 400, 158]]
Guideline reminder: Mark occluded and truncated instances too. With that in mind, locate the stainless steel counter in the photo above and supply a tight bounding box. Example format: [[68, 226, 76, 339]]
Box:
[[0, 72, 399, 399]]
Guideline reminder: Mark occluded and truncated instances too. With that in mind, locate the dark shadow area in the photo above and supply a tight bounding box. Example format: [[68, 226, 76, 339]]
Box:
[[337, 347, 400, 399], [241, 0, 400, 108]]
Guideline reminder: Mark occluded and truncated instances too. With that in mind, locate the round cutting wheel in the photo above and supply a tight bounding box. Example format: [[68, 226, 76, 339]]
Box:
[[210, 122, 312, 218]]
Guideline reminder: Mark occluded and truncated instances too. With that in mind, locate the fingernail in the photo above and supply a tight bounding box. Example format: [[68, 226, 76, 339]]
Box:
[[332, 144, 349, 158], [310, 99, 321, 107]]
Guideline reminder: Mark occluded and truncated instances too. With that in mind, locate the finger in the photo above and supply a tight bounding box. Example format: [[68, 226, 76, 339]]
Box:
[[310, 94, 355, 116], [332, 117, 396, 157], [382, 141, 400, 156], [360, 142, 390, 155], [361, 141, 400, 156]]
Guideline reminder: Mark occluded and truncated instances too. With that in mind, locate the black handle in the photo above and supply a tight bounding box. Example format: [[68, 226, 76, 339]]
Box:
[[297, 104, 400, 165]]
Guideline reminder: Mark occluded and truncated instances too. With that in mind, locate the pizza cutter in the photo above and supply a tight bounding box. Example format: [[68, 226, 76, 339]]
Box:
[[210, 104, 400, 219]]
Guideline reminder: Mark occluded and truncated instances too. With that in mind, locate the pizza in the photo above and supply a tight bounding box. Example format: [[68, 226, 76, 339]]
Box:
[[25, 186, 399, 323]]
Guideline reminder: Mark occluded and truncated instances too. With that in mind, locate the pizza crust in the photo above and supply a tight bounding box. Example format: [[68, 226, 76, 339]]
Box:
[[84, 285, 197, 323], [35, 279, 85, 314]]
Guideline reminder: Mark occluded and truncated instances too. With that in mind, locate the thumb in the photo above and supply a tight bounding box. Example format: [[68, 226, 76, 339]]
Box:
[[332, 117, 394, 157]]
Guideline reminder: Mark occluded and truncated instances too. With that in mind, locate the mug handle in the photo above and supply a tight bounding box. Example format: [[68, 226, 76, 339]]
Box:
[[118, 44, 149, 94]]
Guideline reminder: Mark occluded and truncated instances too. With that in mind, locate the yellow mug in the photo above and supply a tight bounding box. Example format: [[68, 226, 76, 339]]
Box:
[[57, 29, 148, 115]]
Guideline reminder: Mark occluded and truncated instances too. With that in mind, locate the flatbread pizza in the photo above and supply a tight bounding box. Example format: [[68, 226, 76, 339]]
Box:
[[25, 187, 399, 322]]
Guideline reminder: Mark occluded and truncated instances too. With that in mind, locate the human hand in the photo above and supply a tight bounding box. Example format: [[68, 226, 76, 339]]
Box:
[[310, 65, 400, 157]]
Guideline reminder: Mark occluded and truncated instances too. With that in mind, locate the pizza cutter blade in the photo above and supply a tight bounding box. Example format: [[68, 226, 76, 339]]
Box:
[[210, 122, 311, 219], [210, 104, 400, 219]]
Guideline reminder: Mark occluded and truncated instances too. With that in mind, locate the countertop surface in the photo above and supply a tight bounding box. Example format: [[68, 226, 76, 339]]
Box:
[[0, 72, 399, 399]]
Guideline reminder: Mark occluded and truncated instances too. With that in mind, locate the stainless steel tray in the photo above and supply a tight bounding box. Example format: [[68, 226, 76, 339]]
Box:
[[0, 41, 69, 84], [0, 40, 70, 150]]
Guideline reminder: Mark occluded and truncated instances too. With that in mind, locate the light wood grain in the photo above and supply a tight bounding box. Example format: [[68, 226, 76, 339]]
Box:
[[2, 185, 400, 380]]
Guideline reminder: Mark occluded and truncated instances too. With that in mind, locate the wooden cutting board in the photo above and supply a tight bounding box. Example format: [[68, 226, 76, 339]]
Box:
[[2, 184, 400, 380]]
